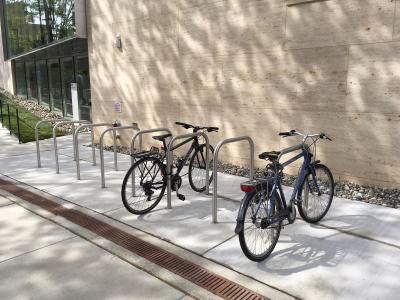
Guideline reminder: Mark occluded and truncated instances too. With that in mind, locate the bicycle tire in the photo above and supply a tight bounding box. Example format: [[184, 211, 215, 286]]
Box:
[[188, 144, 214, 192], [121, 156, 166, 215], [238, 190, 282, 262], [297, 164, 334, 223]]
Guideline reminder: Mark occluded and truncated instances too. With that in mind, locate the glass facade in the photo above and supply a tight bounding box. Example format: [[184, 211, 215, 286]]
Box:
[[14, 38, 91, 120], [1, 1, 90, 120], [4, 0, 75, 58]]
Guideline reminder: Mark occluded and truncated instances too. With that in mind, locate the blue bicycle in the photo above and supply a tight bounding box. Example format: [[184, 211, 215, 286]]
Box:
[[235, 130, 334, 261]]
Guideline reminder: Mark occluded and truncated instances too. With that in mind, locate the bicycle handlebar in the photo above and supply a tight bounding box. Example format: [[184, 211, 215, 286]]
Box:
[[279, 130, 332, 141], [175, 121, 219, 132]]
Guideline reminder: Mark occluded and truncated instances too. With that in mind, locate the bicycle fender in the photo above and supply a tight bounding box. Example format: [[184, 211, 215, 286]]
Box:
[[234, 192, 255, 234]]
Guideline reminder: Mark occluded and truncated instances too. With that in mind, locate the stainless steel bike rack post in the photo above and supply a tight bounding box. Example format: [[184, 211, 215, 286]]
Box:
[[74, 123, 113, 180], [129, 128, 172, 196], [35, 119, 65, 168], [53, 120, 91, 174], [212, 136, 255, 223], [167, 132, 210, 209], [100, 124, 140, 188]]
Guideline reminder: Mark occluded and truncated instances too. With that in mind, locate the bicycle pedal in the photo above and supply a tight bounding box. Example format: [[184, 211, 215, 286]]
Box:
[[177, 194, 186, 201]]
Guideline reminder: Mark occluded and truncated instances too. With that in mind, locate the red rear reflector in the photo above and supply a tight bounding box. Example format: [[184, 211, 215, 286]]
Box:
[[240, 184, 255, 193]]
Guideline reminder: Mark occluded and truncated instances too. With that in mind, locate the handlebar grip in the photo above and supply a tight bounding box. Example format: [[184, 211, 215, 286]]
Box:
[[279, 130, 295, 136], [176, 121, 192, 129], [207, 127, 219, 132], [320, 133, 333, 141], [279, 132, 291, 136]]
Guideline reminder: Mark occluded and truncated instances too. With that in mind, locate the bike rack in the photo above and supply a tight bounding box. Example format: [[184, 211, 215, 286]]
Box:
[[36, 119, 66, 168], [212, 136, 255, 223], [53, 120, 91, 174], [74, 123, 113, 180], [167, 132, 210, 209], [100, 124, 140, 188], [129, 128, 173, 196]]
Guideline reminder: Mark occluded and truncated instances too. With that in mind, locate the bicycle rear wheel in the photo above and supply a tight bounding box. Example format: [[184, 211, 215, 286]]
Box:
[[188, 144, 214, 192], [238, 191, 282, 262], [121, 156, 166, 215], [297, 164, 334, 223]]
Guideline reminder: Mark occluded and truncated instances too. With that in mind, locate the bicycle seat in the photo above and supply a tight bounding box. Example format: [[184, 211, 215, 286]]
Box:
[[259, 151, 281, 160], [152, 133, 172, 141]]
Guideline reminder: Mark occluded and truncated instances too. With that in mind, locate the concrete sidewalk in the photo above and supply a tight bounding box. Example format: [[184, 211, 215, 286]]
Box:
[[0, 126, 399, 300], [0, 194, 190, 300]]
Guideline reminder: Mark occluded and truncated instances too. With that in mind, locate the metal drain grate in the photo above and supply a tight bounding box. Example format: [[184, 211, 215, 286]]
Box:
[[0, 179, 269, 300]]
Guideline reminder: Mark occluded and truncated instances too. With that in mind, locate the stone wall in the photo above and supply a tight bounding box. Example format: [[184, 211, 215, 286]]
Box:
[[87, 0, 400, 187]]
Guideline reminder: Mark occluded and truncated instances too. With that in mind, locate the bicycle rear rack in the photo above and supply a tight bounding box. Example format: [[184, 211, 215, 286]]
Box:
[[212, 136, 255, 223], [167, 132, 210, 209], [100, 124, 140, 188]]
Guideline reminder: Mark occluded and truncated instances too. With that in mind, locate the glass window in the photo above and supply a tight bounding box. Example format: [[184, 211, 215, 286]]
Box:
[[75, 56, 91, 120], [48, 58, 62, 113], [25, 59, 37, 99], [36, 59, 50, 107], [15, 60, 27, 97], [4, 0, 75, 57], [60, 56, 74, 117]]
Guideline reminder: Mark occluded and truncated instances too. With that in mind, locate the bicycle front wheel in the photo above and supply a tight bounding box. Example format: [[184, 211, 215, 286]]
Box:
[[297, 164, 334, 223], [238, 191, 282, 262], [121, 156, 166, 215], [188, 144, 214, 192]]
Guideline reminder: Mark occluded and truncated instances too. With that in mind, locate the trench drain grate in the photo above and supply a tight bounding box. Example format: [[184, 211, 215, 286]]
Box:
[[0, 179, 269, 300]]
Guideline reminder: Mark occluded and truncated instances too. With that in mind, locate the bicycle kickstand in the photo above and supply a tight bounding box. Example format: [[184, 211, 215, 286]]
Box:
[[175, 182, 185, 201]]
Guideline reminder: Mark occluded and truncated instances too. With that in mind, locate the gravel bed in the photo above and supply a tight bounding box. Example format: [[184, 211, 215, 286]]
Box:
[[0, 88, 73, 133], [89, 143, 400, 209]]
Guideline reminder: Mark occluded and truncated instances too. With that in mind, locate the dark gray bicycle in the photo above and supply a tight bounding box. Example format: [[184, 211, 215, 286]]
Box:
[[121, 122, 218, 215], [235, 130, 334, 261]]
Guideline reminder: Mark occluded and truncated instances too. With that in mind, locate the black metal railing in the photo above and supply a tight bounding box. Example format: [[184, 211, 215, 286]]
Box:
[[0, 98, 22, 143]]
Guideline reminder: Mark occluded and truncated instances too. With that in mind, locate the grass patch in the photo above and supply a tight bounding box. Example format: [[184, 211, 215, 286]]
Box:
[[0, 93, 65, 143]]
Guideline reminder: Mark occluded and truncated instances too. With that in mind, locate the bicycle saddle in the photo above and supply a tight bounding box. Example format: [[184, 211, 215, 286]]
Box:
[[259, 151, 281, 160], [152, 133, 172, 141]]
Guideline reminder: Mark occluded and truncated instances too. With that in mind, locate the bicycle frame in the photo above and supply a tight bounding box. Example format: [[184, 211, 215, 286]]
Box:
[[134, 136, 200, 191], [158, 135, 201, 176], [254, 146, 314, 224], [170, 136, 200, 175]]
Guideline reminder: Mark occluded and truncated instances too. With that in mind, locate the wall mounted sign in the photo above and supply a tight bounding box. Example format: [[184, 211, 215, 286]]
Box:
[[114, 100, 122, 113]]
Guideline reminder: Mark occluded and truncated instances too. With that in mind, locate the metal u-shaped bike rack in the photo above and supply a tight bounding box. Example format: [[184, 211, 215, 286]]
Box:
[[212, 136, 255, 223], [53, 120, 91, 173], [100, 124, 140, 188], [167, 132, 210, 209], [74, 123, 113, 180], [35, 119, 66, 168]]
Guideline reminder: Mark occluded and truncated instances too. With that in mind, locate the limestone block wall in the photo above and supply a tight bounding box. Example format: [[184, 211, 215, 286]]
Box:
[[87, 0, 400, 187], [0, 21, 13, 93]]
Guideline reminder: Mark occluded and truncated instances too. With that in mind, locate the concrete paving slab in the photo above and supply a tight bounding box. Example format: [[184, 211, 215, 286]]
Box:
[[0, 150, 73, 174], [42, 178, 124, 213], [320, 196, 400, 248], [0, 204, 75, 262], [204, 220, 400, 300], [0, 232, 187, 300], [107, 185, 239, 254]]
